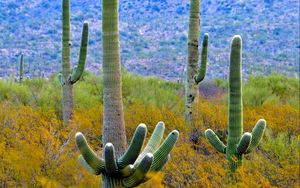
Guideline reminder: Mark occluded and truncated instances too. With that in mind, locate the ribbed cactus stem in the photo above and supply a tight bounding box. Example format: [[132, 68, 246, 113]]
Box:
[[60, 0, 89, 123], [245, 119, 266, 154], [70, 21, 89, 84], [102, 0, 127, 158], [194, 33, 208, 84], [237, 132, 252, 155], [205, 129, 226, 153], [185, 0, 200, 122], [75, 132, 105, 174], [134, 122, 165, 166], [227, 35, 243, 171], [19, 54, 24, 82], [122, 153, 153, 188], [118, 124, 147, 168], [149, 130, 179, 174]]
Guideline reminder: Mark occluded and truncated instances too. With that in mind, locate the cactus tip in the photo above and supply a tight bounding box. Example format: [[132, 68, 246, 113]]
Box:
[[75, 132, 83, 138], [106, 143, 113, 147], [146, 153, 153, 159]]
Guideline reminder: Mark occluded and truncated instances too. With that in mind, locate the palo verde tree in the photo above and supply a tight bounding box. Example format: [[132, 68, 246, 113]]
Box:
[[205, 35, 266, 172], [185, 0, 208, 123], [75, 0, 179, 187], [58, 0, 89, 123]]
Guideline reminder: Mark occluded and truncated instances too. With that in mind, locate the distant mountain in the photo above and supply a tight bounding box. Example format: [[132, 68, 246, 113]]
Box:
[[0, 0, 299, 80]]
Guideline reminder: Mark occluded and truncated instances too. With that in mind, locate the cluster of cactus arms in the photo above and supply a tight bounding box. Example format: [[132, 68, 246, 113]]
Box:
[[205, 35, 266, 172], [74, 0, 179, 187], [76, 122, 179, 188], [185, 0, 209, 122], [19, 54, 24, 82], [58, 0, 89, 123]]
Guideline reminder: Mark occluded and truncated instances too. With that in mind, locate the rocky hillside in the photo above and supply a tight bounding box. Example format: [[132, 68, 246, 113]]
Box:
[[0, 0, 299, 80]]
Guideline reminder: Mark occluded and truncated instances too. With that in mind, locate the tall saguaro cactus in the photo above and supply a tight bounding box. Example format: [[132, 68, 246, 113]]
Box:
[[19, 54, 24, 82], [185, 0, 208, 122], [75, 0, 179, 187], [205, 36, 266, 172], [58, 0, 89, 123]]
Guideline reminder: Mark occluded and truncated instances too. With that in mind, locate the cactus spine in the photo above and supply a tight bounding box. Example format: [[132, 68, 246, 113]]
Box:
[[185, 0, 208, 122], [75, 0, 179, 187], [59, 0, 89, 123], [205, 35, 266, 172], [19, 54, 24, 82]]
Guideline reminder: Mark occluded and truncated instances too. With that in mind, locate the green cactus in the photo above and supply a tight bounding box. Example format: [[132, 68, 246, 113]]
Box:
[[59, 0, 89, 123], [76, 122, 179, 188], [75, 0, 179, 187], [19, 54, 24, 82], [185, 0, 209, 122], [205, 35, 266, 172]]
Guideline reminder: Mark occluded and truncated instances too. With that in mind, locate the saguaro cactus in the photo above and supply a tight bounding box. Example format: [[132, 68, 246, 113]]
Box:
[[75, 0, 179, 187], [205, 35, 266, 172], [185, 0, 209, 122], [19, 54, 24, 82], [76, 122, 179, 188], [58, 0, 89, 123]]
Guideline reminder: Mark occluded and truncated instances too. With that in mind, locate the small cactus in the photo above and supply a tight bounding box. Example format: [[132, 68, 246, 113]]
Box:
[[76, 122, 179, 188], [19, 54, 24, 82], [205, 35, 266, 172]]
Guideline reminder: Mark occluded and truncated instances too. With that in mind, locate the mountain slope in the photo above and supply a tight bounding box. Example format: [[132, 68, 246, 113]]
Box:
[[0, 0, 299, 80]]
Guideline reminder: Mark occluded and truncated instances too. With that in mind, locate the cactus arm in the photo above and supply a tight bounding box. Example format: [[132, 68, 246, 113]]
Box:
[[135, 122, 165, 165], [119, 165, 134, 177], [104, 143, 118, 175], [151, 154, 170, 173], [149, 130, 179, 173], [75, 133, 105, 174], [205, 129, 226, 153], [78, 155, 97, 175], [58, 73, 65, 86], [118, 124, 147, 168], [70, 22, 89, 84], [19, 54, 24, 82], [122, 153, 153, 188], [236, 132, 252, 155], [194, 33, 208, 84], [245, 119, 266, 154]]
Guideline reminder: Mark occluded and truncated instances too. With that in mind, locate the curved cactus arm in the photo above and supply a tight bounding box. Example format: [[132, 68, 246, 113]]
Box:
[[58, 73, 65, 86], [118, 123, 147, 168], [236, 132, 252, 155], [78, 155, 98, 175], [70, 21, 89, 84], [122, 153, 153, 188], [245, 119, 266, 154], [149, 130, 179, 173], [151, 154, 170, 173], [135, 122, 165, 165], [194, 33, 208, 84], [75, 132, 105, 174], [120, 164, 135, 177], [205, 129, 226, 153], [104, 143, 118, 175]]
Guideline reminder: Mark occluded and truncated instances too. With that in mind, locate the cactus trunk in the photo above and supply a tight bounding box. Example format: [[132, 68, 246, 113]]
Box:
[[226, 36, 243, 171], [60, 0, 88, 124], [102, 0, 127, 185], [19, 54, 24, 82], [62, 0, 74, 123], [185, 0, 200, 122]]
